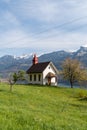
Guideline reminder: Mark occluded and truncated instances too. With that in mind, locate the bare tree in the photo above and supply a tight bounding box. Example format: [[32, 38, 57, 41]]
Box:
[[61, 58, 87, 88]]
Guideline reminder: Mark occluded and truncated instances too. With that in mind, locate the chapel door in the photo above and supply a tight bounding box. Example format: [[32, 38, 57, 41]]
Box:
[[48, 77, 51, 85]]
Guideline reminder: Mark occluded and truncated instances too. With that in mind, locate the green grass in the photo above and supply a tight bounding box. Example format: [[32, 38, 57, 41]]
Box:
[[0, 83, 87, 130]]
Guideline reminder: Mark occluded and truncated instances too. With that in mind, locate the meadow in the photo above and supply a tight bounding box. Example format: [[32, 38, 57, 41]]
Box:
[[0, 83, 87, 130]]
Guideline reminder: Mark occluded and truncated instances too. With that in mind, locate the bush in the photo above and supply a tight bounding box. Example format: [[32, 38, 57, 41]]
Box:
[[78, 90, 86, 98]]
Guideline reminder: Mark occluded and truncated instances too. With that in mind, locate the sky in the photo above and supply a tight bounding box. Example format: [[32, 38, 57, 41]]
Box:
[[0, 0, 87, 56]]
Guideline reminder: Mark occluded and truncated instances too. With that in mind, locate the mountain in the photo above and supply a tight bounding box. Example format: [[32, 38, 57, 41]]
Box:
[[39, 46, 87, 69], [72, 46, 87, 67], [39, 50, 73, 69], [0, 46, 87, 78], [0, 55, 33, 78]]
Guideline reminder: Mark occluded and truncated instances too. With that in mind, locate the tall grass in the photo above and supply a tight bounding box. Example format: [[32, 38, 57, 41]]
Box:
[[0, 83, 87, 130]]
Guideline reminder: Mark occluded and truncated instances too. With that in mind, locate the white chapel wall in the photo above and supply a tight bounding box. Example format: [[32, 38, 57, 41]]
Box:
[[43, 64, 57, 85]]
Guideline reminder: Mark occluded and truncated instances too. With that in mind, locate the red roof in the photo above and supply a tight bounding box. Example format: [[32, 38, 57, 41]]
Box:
[[26, 62, 50, 73]]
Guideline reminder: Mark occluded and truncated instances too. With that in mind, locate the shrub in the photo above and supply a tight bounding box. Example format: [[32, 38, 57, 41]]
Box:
[[78, 90, 86, 98]]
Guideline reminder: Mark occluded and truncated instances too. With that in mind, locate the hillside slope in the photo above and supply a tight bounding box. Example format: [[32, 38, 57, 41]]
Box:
[[0, 83, 87, 130]]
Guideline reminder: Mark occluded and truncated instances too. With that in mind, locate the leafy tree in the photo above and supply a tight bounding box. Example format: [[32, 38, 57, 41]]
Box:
[[8, 70, 25, 92], [17, 70, 25, 80], [61, 58, 87, 88]]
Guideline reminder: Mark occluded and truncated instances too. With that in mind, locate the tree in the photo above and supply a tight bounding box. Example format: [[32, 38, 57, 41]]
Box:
[[61, 58, 87, 88], [8, 70, 25, 92], [8, 72, 18, 92], [17, 70, 25, 80]]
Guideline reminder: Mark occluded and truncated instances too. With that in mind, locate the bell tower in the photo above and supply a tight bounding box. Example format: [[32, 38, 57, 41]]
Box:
[[32, 54, 38, 65]]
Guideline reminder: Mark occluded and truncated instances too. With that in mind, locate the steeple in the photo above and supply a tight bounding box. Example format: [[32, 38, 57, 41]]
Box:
[[32, 54, 38, 65]]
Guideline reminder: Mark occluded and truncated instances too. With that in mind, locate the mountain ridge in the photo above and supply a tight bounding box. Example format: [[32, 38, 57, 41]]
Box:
[[0, 46, 87, 78]]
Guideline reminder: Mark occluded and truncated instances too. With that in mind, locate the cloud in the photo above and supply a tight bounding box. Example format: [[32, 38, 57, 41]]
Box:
[[8, 0, 87, 33], [0, 29, 32, 48], [0, 25, 87, 55], [9, 0, 59, 23], [10, 0, 87, 22], [34, 31, 87, 51], [0, 0, 87, 56], [0, 10, 20, 33], [83, 44, 87, 47]]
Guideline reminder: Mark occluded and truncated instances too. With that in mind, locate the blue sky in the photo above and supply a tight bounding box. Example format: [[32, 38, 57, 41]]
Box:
[[0, 0, 87, 56]]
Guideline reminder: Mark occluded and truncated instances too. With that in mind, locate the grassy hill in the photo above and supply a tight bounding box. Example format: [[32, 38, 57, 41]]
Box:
[[0, 83, 87, 130]]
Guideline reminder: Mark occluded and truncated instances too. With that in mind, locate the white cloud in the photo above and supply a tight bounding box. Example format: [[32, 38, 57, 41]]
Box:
[[0, 0, 87, 55], [9, 0, 59, 23], [9, 0, 87, 27], [0, 10, 20, 28], [35, 32, 87, 51], [0, 28, 36, 48], [0, 26, 87, 54], [83, 44, 87, 47]]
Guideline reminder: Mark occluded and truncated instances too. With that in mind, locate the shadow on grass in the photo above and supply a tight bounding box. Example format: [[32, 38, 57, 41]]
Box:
[[0, 89, 6, 92], [26, 84, 59, 88], [79, 97, 87, 101], [70, 103, 87, 112]]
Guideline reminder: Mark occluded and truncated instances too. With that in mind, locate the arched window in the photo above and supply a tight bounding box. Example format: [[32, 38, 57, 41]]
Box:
[[30, 75, 32, 81], [38, 74, 41, 81], [34, 74, 36, 81]]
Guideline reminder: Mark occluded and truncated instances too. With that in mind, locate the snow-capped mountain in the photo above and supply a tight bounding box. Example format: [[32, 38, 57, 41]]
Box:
[[0, 46, 87, 78], [14, 54, 33, 60], [74, 46, 87, 57]]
